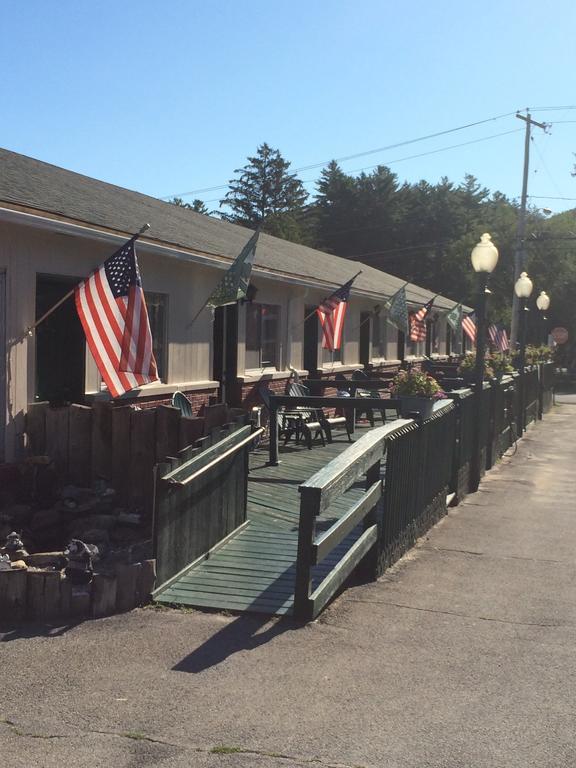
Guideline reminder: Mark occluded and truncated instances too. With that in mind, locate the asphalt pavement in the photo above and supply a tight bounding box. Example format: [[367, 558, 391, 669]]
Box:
[[2, 401, 575, 768]]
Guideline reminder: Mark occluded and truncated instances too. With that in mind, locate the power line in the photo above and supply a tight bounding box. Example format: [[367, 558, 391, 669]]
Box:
[[529, 195, 576, 201], [197, 128, 522, 205], [160, 110, 517, 200]]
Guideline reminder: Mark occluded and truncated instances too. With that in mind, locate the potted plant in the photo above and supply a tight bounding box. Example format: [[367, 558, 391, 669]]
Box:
[[457, 352, 495, 382], [390, 369, 446, 420], [490, 352, 514, 379]]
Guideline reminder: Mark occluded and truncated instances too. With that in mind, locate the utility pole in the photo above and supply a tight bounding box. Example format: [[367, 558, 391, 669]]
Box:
[[510, 110, 548, 349]]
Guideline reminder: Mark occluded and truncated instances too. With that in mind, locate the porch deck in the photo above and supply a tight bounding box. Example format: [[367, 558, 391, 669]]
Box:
[[154, 429, 371, 615]]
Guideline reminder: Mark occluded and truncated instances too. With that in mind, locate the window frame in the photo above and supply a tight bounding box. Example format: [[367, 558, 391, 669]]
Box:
[[245, 302, 281, 371], [144, 291, 169, 382]]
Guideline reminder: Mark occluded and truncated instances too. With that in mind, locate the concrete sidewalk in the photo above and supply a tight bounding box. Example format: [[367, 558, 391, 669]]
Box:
[[2, 403, 576, 768]]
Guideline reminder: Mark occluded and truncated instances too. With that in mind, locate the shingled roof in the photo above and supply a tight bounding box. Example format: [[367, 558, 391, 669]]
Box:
[[0, 147, 463, 310]]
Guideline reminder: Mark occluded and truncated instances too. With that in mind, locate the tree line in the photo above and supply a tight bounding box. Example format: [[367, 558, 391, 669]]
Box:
[[171, 143, 576, 344]]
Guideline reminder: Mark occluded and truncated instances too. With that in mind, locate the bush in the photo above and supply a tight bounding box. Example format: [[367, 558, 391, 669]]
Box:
[[458, 352, 494, 380], [390, 369, 446, 399]]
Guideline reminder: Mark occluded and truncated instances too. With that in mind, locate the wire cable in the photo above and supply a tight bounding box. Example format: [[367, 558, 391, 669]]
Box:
[[160, 110, 518, 199]]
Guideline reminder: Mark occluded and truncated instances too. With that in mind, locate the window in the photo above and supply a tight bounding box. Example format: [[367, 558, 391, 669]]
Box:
[[145, 292, 168, 381], [246, 303, 280, 369], [406, 338, 425, 358], [322, 342, 342, 364], [372, 314, 388, 359]]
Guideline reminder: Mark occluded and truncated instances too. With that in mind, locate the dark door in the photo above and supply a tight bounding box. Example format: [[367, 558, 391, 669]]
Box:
[[303, 306, 319, 375], [213, 304, 239, 406], [359, 312, 370, 368], [35, 275, 85, 405]]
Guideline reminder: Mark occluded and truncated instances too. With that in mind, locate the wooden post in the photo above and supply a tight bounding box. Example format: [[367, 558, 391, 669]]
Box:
[[115, 563, 141, 612], [26, 402, 48, 455], [45, 406, 70, 476], [0, 569, 27, 621], [68, 404, 93, 486], [92, 401, 113, 481], [26, 570, 61, 620], [138, 559, 156, 603], [269, 395, 279, 466], [111, 406, 132, 503], [155, 405, 180, 462], [294, 488, 318, 621], [91, 574, 117, 618]]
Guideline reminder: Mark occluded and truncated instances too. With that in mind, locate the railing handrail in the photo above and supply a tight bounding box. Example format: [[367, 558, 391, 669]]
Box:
[[161, 424, 255, 485], [299, 420, 412, 516], [304, 379, 394, 389], [269, 394, 401, 409]]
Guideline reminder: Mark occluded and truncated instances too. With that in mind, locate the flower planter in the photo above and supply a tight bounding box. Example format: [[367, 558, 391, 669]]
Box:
[[399, 396, 434, 420]]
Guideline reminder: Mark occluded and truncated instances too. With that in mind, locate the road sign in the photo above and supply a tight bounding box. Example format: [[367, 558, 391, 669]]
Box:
[[551, 327, 569, 345]]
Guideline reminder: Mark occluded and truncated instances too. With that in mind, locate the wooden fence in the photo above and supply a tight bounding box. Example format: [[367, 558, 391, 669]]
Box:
[[153, 423, 263, 590], [294, 420, 411, 621], [25, 401, 236, 514]]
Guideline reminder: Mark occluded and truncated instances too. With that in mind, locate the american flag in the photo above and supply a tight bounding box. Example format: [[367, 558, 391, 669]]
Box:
[[488, 323, 510, 352], [462, 312, 477, 344], [409, 298, 434, 342], [316, 274, 358, 351], [75, 237, 158, 398]]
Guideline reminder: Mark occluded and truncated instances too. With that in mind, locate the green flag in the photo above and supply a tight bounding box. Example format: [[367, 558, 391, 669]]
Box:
[[207, 230, 259, 309], [446, 302, 463, 332], [385, 286, 409, 337]]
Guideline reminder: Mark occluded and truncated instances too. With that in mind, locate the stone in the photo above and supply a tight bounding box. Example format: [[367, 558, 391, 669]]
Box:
[[69, 515, 116, 539], [30, 507, 62, 533]]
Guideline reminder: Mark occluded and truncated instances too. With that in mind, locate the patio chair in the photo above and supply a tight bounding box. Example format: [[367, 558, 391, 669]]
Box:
[[171, 390, 193, 418], [351, 369, 391, 426], [259, 385, 309, 447], [286, 381, 326, 448], [290, 379, 352, 444]]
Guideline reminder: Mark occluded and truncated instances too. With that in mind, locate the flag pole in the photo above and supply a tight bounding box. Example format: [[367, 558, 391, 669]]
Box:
[[23, 223, 151, 338]]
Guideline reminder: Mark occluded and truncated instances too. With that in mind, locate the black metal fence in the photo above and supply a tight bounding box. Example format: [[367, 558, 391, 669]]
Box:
[[378, 401, 456, 573], [292, 366, 555, 620]]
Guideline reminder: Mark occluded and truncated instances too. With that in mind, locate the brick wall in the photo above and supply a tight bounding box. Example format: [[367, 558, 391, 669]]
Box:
[[125, 388, 218, 416]]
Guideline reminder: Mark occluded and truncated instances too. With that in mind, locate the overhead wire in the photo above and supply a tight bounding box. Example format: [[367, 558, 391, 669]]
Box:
[[160, 110, 518, 200], [197, 128, 522, 205]]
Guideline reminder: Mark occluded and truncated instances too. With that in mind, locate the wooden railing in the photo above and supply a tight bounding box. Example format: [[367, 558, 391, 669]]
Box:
[[152, 423, 263, 591], [293, 421, 411, 621]]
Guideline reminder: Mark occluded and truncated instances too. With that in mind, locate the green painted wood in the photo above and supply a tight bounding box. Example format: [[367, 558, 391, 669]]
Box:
[[310, 524, 378, 619], [313, 481, 381, 565], [155, 422, 391, 617]]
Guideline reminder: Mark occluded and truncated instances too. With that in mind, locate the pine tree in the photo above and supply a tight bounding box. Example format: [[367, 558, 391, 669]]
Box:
[[220, 143, 308, 239]]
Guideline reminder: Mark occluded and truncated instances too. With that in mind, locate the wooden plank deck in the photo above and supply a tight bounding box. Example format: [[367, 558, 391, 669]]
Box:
[[154, 428, 371, 616]]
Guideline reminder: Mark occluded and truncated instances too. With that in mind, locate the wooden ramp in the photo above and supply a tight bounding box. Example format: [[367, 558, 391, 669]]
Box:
[[154, 433, 367, 616]]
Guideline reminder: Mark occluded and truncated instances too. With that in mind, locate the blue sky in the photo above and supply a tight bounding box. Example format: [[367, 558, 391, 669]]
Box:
[[2, 0, 575, 213]]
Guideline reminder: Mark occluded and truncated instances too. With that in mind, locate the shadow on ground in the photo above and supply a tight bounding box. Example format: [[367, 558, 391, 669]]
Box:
[[173, 613, 299, 674], [0, 620, 82, 642]]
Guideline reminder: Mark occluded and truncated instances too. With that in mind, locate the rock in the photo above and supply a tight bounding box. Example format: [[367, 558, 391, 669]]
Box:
[[0, 554, 11, 571], [10, 560, 27, 570], [76, 529, 109, 550], [110, 526, 142, 547], [30, 507, 62, 533], [69, 515, 116, 539], [117, 512, 141, 527], [0, 504, 33, 527], [25, 551, 66, 569], [61, 485, 94, 503]]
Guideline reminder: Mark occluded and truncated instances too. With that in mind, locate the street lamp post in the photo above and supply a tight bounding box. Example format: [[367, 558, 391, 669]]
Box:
[[536, 290, 550, 344], [470, 233, 499, 492], [514, 272, 534, 437]]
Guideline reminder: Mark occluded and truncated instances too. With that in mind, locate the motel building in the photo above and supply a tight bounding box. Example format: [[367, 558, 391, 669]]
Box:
[[0, 147, 467, 462]]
